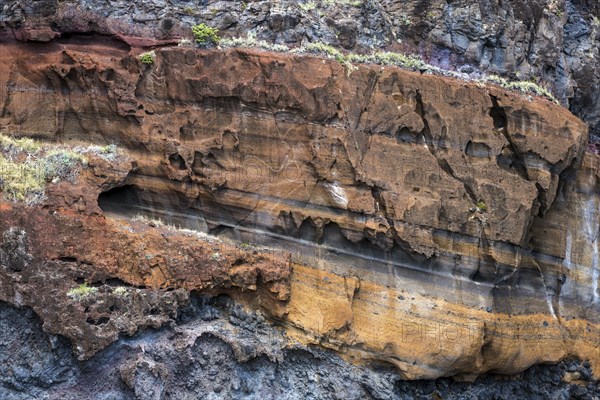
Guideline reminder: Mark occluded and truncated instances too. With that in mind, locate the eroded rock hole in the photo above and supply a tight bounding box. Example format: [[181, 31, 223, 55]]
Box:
[[489, 95, 507, 129], [98, 185, 209, 231], [169, 153, 187, 170], [86, 316, 110, 326], [98, 185, 146, 217], [465, 141, 492, 158]]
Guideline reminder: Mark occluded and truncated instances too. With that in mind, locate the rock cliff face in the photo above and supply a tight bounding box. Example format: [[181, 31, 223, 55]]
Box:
[[1, 1, 600, 398], [1, 0, 599, 139]]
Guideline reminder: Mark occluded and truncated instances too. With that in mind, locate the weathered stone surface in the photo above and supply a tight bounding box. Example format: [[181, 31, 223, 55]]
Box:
[[2, 298, 598, 399], [1, 34, 598, 385], [1, 0, 598, 139]]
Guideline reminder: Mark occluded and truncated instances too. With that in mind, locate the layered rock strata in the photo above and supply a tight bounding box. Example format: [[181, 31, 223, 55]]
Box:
[[1, 35, 599, 387], [1, 0, 598, 139], [1, 298, 598, 399]]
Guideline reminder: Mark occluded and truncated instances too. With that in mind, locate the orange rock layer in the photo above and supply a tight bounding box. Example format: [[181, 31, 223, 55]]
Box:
[[0, 37, 598, 379]]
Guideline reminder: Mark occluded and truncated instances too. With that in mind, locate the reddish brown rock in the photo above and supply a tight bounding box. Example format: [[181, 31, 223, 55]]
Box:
[[0, 38, 598, 380]]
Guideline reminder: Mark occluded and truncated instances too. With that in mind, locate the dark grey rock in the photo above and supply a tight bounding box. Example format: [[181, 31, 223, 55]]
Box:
[[0, 297, 599, 400]]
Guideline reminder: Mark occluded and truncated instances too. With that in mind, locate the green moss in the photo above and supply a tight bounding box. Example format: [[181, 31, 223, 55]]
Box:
[[192, 23, 220, 45], [67, 282, 98, 299]]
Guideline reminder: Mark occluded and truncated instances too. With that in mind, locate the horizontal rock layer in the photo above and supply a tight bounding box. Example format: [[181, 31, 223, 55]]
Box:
[[1, 0, 598, 140], [3, 298, 598, 399], [0, 36, 599, 382]]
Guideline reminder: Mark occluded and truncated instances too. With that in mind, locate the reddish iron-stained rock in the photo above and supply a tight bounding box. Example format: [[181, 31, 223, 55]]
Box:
[[0, 38, 598, 380]]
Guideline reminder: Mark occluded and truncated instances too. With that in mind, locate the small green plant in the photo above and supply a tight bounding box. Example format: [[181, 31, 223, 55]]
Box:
[[139, 51, 156, 65], [113, 286, 128, 297], [0, 135, 41, 155], [184, 6, 195, 15], [399, 14, 412, 26], [476, 201, 487, 213], [342, 0, 363, 6], [67, 282, 98, 300], [220, 34, 289, 52], [324, 0, 362, 6], [132, 214, 165, 226], [100, 144, 117, 154], [299, 1, 317, 11], [192, 23, 220, 45], [43, 149, 88, 181], [178, 38, 193, 47], [303, 42, 345, 62], [241, 1, 247, 11]]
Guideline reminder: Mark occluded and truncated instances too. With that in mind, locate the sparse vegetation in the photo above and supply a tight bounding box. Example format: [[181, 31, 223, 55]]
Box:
[[132, 214, 165, 226], [323, 0, 363, 6], [481, 75, 556, 102], [131, 214, 221, 243], [178, 38, 194, 47], [76, 143, 119, 162], [0, 134, 90, 203], [303, 42, 346, 62], [298, 1, 317, 11], [476, 201, 487, 213], [350, 51, 428, 70], [546, 0, 563, 16], [0, 155, 45, 203], [220, 37, 558, 103], [67, 282, 98, 300], [113, 286, 128, 297], [100, 144, 117, 155], [220, 34, 289, 52], [0, 135, 41, 155], [192, 23, 220, 46], [139, 51, 156, 65]]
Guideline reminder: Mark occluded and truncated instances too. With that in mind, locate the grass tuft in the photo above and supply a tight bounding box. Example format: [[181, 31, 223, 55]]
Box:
[[67, 282, 98, 300], [0, 134, 122, 204]]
